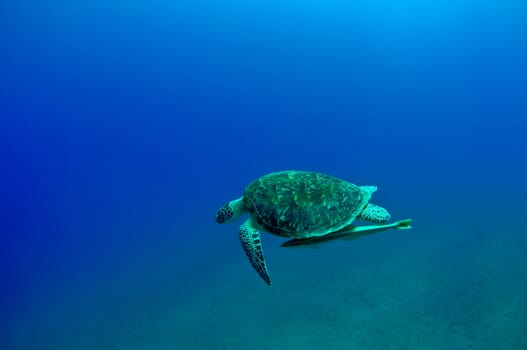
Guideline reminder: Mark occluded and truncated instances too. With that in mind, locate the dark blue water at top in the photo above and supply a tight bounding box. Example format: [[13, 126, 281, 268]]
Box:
[[1, 1, 527, 349]]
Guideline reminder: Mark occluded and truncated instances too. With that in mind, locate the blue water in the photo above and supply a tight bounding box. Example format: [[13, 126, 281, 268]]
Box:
[[2, 1, 527, 349]]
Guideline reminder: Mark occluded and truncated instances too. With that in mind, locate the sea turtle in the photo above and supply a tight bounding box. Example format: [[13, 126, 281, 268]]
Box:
[[215, 170, 411, 285]]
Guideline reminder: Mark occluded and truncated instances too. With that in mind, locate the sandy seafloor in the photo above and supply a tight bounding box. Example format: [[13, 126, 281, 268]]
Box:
[[5, 203, 527, 350]]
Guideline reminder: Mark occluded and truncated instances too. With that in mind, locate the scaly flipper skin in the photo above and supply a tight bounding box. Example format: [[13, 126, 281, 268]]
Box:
[[359, 203, 391, 223], [239, 218, 271, 286]]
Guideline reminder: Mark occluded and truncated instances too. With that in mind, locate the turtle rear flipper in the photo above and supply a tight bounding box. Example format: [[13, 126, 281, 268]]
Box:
[[239, 218, 271, 286], [359, 203, 391, 223]]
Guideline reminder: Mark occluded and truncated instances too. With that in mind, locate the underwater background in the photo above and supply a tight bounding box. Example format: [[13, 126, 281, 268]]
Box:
[[2, 0, 527, 349]]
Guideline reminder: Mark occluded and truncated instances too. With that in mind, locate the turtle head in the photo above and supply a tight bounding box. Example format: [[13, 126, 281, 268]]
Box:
[[215, 197, 246, 224]]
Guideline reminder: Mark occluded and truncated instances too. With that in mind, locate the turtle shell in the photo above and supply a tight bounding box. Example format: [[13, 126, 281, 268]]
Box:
[[243, 171, 373, 238]]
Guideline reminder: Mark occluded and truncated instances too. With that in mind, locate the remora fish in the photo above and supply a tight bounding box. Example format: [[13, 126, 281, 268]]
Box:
[[281, 219, 412, 248]]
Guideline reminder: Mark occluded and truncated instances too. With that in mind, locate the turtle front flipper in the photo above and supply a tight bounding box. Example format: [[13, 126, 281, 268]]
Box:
[[239, 218, 271, 286]]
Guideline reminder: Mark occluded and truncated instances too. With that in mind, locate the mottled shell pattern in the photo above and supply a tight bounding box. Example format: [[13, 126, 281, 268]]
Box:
[[243, 171, 372, 238]]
